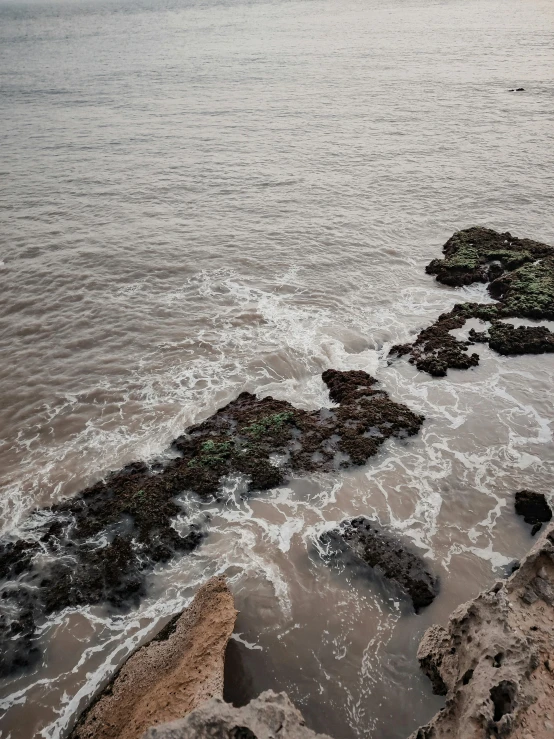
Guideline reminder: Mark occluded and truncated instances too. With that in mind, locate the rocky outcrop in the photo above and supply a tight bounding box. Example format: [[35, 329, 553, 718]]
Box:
[[70, 576, 237, 739], [411, 524, 554, 738], [515, 490, 552, 536], [425, 227, 552, 289], [390, 228, 554, 376], [319, 517, 439, 612], [487, 322, 554, 356], [142, 690, 333, 739], [0, 370, 424, 674]]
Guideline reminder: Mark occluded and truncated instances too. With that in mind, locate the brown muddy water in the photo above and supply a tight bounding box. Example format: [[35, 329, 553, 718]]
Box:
[[1, 0, 554, 736]]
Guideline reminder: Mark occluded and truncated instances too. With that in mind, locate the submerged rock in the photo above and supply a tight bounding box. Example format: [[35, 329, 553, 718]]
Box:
[[319, 517, 439, 612], [142, 690, 333, 739], [390, 227, 554, 376], [71, 576, 237, 739], [0, 370, 424, 675], [411, 524, 554, 739], [515, 490, 552, 535]]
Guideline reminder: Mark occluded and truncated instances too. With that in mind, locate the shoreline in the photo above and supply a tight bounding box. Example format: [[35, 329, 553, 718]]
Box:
[[1, 227, 553, 737]]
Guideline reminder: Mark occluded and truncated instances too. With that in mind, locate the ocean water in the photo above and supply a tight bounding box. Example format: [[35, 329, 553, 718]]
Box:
[[1, 0, 554, 736]]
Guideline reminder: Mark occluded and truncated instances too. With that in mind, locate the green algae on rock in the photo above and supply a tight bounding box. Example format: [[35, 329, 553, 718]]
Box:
[[391, 228, 554, 376], [425, 227, 552, 288], [0, 369, 424, 677]]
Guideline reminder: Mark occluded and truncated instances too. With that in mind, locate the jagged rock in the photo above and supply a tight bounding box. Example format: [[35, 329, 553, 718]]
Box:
[[411, 524, 554, 738], [70, 577, 237, 739], [515, 490, 552, 535], [0, 370, 424, 674], [142, 690, 333, 739], [319, 517, 439, 612], [488, 323, 554, 356], [390, 228, 554, 376], [425, 227, 552, 289]]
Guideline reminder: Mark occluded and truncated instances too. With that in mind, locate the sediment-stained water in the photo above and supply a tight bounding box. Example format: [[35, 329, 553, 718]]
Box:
[[1, 0, 554, 736]]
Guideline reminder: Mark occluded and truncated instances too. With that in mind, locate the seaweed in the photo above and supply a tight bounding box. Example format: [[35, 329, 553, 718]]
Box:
[[0, 370, 424, 676], [392, 228, 554, 376]]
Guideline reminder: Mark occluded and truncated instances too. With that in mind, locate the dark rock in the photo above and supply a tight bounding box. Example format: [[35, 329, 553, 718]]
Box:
[[319, 517, 439, 612], [515, 490, 552, 527], [391, 228, 554, 376], [468, 328, 489, 344], [487, 322, 554, 355], [391, 305, 481, 376], [425, 227, 548, 288], [170, 369, 423, 490], [0, 371, 424, 675]]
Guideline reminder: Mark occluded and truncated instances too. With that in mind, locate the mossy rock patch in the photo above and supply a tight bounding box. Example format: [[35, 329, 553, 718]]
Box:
[[0, 369, 424, 676], [392, 228, 554, 376]]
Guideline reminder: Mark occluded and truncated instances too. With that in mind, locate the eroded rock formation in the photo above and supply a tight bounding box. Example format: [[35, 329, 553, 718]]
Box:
[[70, 576, 237, 739], [391, 228, 554, 376], [319, 517, 439, 612], [0, 370, 424, 675], [411, 524, 554, 738], [142, 690, 333, 739]]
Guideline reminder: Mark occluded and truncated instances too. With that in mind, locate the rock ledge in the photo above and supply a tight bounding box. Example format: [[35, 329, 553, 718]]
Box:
[[143, 690, 333, 739], [71, 576, 237, 739], [411, 524, 554, 738]]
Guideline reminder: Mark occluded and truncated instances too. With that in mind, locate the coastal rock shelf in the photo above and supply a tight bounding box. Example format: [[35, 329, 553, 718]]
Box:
[[143, 690, 333, 739], [411, 523, 554, 739], [0, 369, 424, 676], [391, 227, 554, 376]]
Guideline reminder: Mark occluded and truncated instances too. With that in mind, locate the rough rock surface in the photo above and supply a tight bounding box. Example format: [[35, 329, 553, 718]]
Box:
[[319, 517, 439, 612], [0, 370, 424, 674], [70, 576, 237, 739], [142, 690, 333, 739], [390, 227, 554, 376], [411, 524, 554, 738], [515, 490, 552, 535]]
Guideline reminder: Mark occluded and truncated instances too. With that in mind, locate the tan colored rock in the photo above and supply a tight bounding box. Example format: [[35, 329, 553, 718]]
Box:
[[71, 576, 237, 739], [411, 524, 554, 739]]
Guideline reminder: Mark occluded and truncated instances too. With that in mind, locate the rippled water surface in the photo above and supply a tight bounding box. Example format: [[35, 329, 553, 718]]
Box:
[[1, 0, 554, 736]]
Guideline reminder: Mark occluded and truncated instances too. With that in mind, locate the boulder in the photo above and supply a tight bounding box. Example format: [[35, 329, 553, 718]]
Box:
[[142, 690, 333, 739], [70, 576, 237, 739], [319, 517, 439, 612], [515, 490, 552, 535]]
